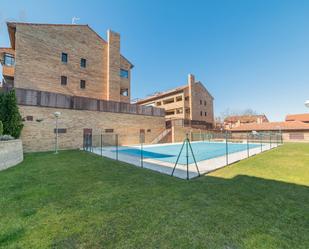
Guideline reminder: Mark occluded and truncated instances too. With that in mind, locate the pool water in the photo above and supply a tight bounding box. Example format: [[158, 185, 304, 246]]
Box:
[[117, 141, 260, 164]]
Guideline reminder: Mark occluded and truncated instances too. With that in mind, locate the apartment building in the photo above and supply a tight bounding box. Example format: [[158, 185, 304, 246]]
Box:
[[0, 22, 165, 151], [136, 74, 214, 129], [1, 22, 133, 102]]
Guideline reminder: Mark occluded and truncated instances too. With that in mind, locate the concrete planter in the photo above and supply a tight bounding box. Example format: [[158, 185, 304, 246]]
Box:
[[0, 139, 23, 171]]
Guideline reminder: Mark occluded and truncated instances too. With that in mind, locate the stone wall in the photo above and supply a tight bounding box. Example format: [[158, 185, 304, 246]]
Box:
[[0, 139, 23, 171], [231, 131, 309, 142], [19, 105, 166, 152], [171, 126, 204, 143]]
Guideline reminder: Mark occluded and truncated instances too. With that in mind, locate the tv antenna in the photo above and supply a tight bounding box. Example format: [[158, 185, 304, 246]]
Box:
[[72, 17, 80, 24]]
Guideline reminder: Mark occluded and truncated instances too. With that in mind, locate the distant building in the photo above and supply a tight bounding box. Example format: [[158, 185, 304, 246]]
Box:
[[136, 74, 214, 130], [224, 114, 269, 130], [285, 113, 309, 123], [229, 120, 309, 142]]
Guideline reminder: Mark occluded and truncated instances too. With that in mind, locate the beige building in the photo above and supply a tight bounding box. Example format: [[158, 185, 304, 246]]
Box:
[[0, 22, 166, 151], [136, 74, 214, 130]]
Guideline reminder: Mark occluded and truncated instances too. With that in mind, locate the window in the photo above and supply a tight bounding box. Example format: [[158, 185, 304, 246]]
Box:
[[120, 88, 129, 96], [185, 96, 189, 101], [4, 53, 15, 66], [26, 116, 33, 121], [185, 108, 190, 114], [61, 76, 67, 85], [176, 108, 183, 114], [204, 100, 207, 106], [163, 98, 174, 105], [156, 102, 162, 106], [176, 96, 182, 102], [80, 58, 86, 68], [120, 69, 129, 78], [61, 53, 68, 63], [80, 80, 86, 89], [205, 112, 207, 116], [200, 100, 202, 105], [200, 111, 203, 116], [105, 129, 114, 133], [54, 128, 67, 134]]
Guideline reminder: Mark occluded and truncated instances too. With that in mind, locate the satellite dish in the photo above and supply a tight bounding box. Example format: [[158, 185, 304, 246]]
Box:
[[305, 100, 309, 108]]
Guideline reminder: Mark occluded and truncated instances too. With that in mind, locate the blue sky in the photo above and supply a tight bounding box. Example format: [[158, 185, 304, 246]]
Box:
[[1, 0, 309, 121]]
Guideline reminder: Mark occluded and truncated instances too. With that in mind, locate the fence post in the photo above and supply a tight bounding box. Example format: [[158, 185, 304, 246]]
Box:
[[186, 133, 189, 180], [100, 134, 103, 156], [260, 133, 263, 152], [269, 133, 272, 149], [225, 132, 228, 166], [247, 133, 249, 158], [141, 141, 143, 168], [116, 134, 118, 161]]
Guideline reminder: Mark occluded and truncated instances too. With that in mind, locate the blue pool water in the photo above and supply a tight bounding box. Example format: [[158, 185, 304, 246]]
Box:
[[117, 142, 259, 164]]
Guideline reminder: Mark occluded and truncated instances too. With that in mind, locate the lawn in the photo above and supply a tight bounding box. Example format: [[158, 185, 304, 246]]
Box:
[[0, 143, 308, 249]]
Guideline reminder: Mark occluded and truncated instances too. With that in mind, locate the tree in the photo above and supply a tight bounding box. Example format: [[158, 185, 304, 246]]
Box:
[[0, 90, 23, 138]]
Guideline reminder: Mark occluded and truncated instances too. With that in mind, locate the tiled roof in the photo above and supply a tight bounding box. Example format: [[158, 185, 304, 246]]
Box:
[[224, 115, 268, 123], [285, 113, 309, 122], [136, 84, 188, 104], [229, 121, 309, 131]]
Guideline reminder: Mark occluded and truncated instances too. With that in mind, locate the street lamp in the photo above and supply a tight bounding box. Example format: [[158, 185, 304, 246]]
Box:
[[54, 112, 61, 154]]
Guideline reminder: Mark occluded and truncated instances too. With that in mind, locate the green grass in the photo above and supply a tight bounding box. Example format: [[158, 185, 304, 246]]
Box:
[[0, 143, 308, 249]]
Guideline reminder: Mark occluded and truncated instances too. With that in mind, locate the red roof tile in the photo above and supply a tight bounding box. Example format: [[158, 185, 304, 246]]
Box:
[[229, 121, 309, 131], [285, 113, 309, 122]]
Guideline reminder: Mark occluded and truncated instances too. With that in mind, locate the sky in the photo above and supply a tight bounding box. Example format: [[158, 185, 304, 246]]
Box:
[[0, 0, 308, 121]]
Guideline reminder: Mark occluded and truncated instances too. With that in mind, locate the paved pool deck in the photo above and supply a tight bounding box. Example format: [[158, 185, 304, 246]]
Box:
[[88, 141, 280, 180]]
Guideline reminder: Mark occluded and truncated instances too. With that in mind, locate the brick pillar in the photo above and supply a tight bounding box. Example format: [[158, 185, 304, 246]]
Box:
[[107, 30, 121, 102]]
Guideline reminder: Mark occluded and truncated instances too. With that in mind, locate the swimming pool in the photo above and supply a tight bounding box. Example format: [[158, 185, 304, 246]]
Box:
[[116, 141, 260, 164]]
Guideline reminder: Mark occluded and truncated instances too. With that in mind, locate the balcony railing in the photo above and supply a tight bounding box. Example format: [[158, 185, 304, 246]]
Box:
[[15, 88, 165, 117]]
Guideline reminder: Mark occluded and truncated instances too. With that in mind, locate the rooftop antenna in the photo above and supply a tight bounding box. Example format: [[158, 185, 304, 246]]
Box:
[[72, 17, 80, 24]]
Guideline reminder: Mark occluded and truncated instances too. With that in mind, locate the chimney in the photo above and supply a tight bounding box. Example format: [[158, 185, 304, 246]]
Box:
[[187, 74, 195, 120], [107, 30, 121, 102], [188, 73, 195, 87]]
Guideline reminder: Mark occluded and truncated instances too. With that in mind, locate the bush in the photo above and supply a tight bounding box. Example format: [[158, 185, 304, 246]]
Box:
[[0, 121, 3, 136], [0, 90, 23, 138], [0, 135, 15, 141]]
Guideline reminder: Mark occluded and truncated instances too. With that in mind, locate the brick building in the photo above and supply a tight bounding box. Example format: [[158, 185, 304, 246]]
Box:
[[229, 120, 309, 142], [0, 22, 166, 151], [224, 114, 269, 130], [136, 74, 214, 130], [285, 113, 309, 123]]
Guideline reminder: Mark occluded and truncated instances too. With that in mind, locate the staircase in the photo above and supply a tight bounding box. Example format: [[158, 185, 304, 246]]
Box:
[[151, 129, 172, 144]]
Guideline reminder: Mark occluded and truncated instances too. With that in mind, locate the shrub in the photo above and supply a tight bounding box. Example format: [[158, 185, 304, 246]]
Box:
[[0, 90, 23, 138], [0, 121, 3, 135]]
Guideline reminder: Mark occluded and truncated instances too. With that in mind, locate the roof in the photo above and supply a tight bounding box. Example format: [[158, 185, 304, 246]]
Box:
[[285, 113, 309, 122], [136, 84, 188, 104], [229, 121, 309, 132], [225, 115, 268, 123]]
